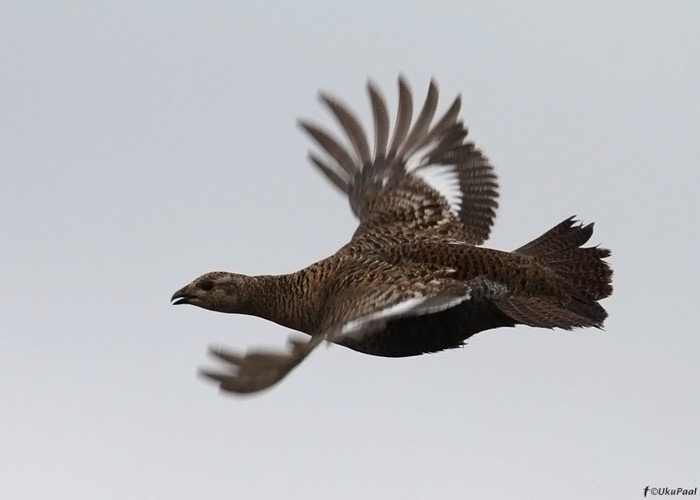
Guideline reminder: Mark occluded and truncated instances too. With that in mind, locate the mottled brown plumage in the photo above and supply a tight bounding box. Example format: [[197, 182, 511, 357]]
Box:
[[172, 77, 613, 395]]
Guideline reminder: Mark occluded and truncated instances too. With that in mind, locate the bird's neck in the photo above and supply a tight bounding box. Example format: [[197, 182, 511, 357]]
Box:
[[240, 267, 325, 334]]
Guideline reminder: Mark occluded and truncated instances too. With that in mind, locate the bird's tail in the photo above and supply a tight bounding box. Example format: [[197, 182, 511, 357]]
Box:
[[515, 217, 613, 300], [495, 217, 613, 330]]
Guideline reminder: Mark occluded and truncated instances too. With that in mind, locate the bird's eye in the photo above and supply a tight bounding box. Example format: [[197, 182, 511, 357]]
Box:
[[198, 280, 215, 291]]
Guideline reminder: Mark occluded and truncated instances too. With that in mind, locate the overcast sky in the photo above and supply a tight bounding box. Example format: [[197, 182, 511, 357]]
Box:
[[2, 2, 699, 499]]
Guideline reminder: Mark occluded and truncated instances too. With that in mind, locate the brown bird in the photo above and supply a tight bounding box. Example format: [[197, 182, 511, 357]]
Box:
[[172, 77, 613, 395]]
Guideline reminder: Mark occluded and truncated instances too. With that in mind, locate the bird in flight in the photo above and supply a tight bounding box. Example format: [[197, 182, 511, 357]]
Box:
[[172, 77, 613, 395]]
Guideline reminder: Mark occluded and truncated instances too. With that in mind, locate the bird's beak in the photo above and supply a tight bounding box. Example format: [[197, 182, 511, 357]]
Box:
[[171, 287, 192, 305]]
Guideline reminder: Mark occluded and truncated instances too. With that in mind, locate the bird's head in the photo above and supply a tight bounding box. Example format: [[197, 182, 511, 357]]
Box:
[[171, 272, 247, 313]]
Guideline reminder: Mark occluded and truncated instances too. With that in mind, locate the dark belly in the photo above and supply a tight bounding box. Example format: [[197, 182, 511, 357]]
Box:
[[337, 298, 515, 357]]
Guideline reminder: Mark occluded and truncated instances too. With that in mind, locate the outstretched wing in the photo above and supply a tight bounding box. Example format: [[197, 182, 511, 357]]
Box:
[[199, 336, 323, 395], [299, 77, 499, 245]]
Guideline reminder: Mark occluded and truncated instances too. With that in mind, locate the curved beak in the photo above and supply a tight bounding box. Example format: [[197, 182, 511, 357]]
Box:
[[171, 288, 192, 305]]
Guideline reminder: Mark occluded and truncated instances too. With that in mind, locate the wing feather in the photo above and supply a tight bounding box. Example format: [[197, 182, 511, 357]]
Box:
[[300, 77, 500, 244], [320, 94, 372, 167], [388, 76, 413, 158], [408, 95, 462, 158], [297, 121, 357, 176], [308, 153, 350, 194], [367, 81, 390, 160], [396, 78, 439, 159]]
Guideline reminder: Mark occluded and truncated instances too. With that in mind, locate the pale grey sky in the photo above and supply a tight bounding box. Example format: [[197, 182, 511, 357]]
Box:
[[2, 2, 699, 499]]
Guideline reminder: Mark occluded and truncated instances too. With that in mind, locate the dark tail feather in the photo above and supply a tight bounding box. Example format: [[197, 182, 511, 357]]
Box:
[[494, 295, 607, 330], [515, 217, 613, 301], [497, 217, 613, 330]]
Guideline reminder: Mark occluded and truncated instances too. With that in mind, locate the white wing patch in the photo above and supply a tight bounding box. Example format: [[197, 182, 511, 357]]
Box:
[[403, 135, 464, 216], [339, 292, 472, 341], [413, 163, 463, 216]]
